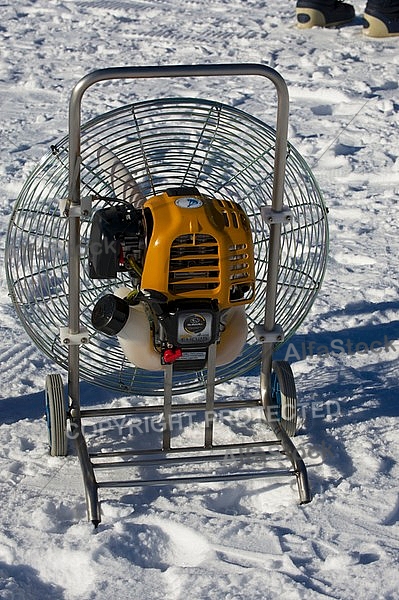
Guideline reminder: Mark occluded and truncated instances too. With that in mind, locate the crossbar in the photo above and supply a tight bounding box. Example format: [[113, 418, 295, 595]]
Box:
[[88, 439, 281, 459], [97, 469, 296, 489], [78, 398, 262, 419]]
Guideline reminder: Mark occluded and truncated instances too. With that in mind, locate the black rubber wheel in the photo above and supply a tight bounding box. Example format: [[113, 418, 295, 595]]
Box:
[[271, 360, 297, 437], [44, 374, 67, 456]]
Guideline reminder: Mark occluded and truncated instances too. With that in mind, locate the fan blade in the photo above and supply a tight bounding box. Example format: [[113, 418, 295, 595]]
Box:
[[97, 145, 146, 207]]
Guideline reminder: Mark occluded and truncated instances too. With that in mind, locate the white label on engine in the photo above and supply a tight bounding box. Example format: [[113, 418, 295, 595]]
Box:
[[175, 197, 203, 209], [179, 351, 207, 361]]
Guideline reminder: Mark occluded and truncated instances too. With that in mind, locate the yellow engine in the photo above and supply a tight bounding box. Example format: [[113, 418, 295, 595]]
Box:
[[142, 188, 255, 308], [89, 187, 255, 371]]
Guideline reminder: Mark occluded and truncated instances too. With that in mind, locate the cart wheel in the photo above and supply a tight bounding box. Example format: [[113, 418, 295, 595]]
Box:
[[44, 374, 67, 456], [271, 360, 297, 437]]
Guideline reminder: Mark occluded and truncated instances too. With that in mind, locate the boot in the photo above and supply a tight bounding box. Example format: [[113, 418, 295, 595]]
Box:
[[296, 0, 355, 28], [364, 0, 399, 36]]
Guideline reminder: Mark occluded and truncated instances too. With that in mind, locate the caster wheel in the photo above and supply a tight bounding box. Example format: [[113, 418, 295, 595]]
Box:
[[44, 374, 67, 456], [271, 360, 297, 437]]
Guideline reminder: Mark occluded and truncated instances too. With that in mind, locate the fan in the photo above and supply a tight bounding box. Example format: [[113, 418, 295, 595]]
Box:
[[6, 97, 327, 396]]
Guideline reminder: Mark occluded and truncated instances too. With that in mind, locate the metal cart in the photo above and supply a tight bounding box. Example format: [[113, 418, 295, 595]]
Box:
[[6, 64, 328, 526]]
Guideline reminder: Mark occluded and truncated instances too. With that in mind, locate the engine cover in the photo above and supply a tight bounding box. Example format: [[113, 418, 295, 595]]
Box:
[[141, 188, 255, 310]]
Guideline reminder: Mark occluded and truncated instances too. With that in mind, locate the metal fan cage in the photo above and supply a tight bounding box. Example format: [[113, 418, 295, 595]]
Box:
[[6, 97, 328, 396]]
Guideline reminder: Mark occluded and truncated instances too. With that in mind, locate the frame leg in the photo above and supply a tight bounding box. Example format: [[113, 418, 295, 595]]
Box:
[[260, 341, 311, 504], [71, 423, 101, 526], [205, 343, 217, 448], [163, 365, 173, 450]]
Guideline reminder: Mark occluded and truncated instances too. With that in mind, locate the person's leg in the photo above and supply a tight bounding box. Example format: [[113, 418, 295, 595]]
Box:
[[364, 0, 399, 36], [296, 0, 355, 28]]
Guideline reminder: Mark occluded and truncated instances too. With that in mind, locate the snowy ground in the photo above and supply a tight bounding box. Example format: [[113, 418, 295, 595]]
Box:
[[1, 0, 399, 598]]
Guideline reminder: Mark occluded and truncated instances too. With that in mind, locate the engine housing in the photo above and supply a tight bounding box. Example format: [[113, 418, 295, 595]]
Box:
[[89, 188, 255, 370], [142, 187, 255, 309]]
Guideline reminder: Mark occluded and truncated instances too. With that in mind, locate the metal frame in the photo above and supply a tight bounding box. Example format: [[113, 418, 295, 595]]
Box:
[[64, 64, 311, 526]]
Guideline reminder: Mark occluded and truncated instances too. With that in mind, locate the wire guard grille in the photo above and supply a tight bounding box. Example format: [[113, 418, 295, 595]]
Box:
[[6, 98, 328, 396]]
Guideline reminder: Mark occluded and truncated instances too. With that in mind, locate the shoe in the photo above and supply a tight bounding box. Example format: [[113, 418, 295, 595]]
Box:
[[296, 0, 355, 28], [363, 2, 399, 37]]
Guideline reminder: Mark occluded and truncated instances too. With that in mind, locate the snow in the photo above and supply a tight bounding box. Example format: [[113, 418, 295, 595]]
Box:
[[1, 0, 399, 598]]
